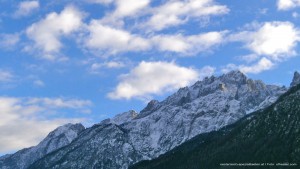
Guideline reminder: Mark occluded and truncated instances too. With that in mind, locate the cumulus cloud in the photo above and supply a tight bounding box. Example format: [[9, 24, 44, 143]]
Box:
[[91, 0, 150, 27], [26, 6, 84, 60], [84, 19, 226, 56], [108, 61, 214, 100], [113, 0, 150, 17], [240, 57, 275, 74], [229, 21, 300, 60], [85, 20, 150, 55], [277, 0, 300, 10], [224, 21, 300, 74], [152, 31, 226, 55], [0, 97, 92, 153], [87, 0, 150, 16], [14, 0, 39, 17], [143, 0, 229, 31]]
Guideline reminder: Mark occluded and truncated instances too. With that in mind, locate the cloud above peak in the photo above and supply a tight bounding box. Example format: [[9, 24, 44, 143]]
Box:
[[108, 61, 215, 100]]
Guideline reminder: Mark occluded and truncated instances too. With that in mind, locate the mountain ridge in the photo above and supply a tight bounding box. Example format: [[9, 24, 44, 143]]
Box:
[[26, 70, 288, 169], [130, 84, 300, 169], [1, 70, 294, 169]]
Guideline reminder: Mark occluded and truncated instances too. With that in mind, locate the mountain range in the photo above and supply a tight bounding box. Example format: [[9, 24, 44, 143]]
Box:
[[130, 82, 300, 169], [0, 70, 299, 169]]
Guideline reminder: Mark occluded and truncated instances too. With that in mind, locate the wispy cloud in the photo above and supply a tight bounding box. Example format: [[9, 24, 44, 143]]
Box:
[[14, 0, 40, 18], [0, 70, 14, 83], [0, 33, 20, 50]]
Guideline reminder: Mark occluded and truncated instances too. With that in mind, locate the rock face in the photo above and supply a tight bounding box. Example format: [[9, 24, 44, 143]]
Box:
[[130, 84, 300, 169], [27, 71, 287, 169], [290, 71, 300, 87], [0, 123, 85, 169]]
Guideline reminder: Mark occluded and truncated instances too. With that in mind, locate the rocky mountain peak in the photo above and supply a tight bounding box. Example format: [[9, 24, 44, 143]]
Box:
[[33, 123, 85, 154], [221, 70, 247, 84], [45, 123, 84, 140], [141, 100, 159, 112], [290, 71, 300, 87], [0, 123, 84, 169], [111, 110, 138, 125]]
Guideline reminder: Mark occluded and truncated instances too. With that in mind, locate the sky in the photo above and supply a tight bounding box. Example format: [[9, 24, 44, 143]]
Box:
[[0, 0, 300, 155]]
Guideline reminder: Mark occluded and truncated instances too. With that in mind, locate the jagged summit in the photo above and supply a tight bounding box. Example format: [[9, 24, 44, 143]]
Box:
[[42, 123, 85, 145], [0, 123, 84, 169], [291, 71, 300, 87], [111, 110, 138, 125], [221, 70, 247, 84]]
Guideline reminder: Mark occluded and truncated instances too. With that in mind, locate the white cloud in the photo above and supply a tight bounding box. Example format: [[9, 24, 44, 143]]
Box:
[[14, 0, 39, 17], [198, 65, 216, 79], [229, 21, 300, 60], [26, 6, 84, 60], [277, 0, 300, 10], [0, 70, 14, 83], [86, 0, 113, 4], [238, 54, 259, 63], [152, 31, 226, 55], [85, 20, 151, 54], [144, 0, 229, 31], [223, 21, 300, 74], [84, 19, 225, 56], [27, 97, 92, 109], [114, 0, 150, 17], [0, 97, 92, 153], [0, 33, 20, 50], [222, 58, 274, 74], [91, 61, 125, 70], [108, 61, 203, 100], [92, 0, 150, 27], [239, 57, 275, 74]]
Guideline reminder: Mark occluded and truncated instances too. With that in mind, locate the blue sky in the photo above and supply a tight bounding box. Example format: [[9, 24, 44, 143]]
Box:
[[0, 0, 300, 154]]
